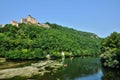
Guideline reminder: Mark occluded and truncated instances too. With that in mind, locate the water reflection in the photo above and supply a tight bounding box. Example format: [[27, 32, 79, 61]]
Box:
[[1, 57, 120, 80], [101, 68, 120, 80], [75, 70, 103, 80], [39, 57, 102, 80]]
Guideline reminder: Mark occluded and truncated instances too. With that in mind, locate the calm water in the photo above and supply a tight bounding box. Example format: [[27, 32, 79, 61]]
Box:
[[0, 57, 120, 80]]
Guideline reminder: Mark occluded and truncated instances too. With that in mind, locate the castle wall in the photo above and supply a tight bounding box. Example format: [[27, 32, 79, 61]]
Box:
[[20, 18, 26, 23], [42, 24, 50, 28], [11, 20, 18, 27]]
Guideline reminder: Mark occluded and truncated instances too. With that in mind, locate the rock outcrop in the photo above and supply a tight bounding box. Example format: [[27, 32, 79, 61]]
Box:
[[0, 60, 62, 79]]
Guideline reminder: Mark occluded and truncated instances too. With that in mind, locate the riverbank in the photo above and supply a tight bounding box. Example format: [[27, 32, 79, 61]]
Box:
[[0, 58, 6, 63], [0, 60, 62, 79]]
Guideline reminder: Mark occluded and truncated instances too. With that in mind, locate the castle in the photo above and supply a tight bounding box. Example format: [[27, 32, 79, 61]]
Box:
[[20, 15, 38, 25], [8, 15, 50, 28]]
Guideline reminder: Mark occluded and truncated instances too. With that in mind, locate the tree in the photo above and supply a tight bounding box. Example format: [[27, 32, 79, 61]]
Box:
[[100, 32, 120, 68], [0, 23, 101, 59]]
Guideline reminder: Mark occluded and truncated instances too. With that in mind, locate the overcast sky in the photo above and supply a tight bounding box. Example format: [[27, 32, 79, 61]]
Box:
[[0, 0, 120, 37]]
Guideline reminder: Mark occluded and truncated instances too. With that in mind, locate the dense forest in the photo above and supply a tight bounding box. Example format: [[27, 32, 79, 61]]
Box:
[[100, 32, 120, 68], [0, 23, 101, 59]]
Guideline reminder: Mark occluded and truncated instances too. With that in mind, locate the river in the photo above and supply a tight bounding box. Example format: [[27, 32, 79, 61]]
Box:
[[0, 57, 120, 80]]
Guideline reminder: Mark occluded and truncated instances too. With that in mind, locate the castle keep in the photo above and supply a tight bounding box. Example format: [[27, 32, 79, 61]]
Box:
[[20, 15, 38, 24]]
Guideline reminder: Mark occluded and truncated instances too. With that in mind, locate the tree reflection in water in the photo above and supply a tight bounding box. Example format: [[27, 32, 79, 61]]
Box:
[[39, 57, 102, 80], [3, 57, 120, 80], [101, 67, 120, 80]]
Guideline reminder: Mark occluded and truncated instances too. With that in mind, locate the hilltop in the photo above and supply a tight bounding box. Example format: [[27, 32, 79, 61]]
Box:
[[2, 15, 50, 28], [0, 22, 101, 59]]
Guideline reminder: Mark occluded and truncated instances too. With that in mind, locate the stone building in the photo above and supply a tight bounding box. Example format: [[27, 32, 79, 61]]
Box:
[[41, 23, 50, 28], [2, 15, 50, 28], [11, 20, 18, 27], [20, 15, 38, 25]]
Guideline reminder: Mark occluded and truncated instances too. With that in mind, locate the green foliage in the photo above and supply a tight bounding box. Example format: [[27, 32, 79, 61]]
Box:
[[0, 23, 101, 59], [100, 32, 120, 68]]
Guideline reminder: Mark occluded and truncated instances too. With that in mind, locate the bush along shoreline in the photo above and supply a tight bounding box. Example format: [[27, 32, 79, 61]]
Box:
[[100, 32, 120, 69], [0, 23, 101, 60]]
